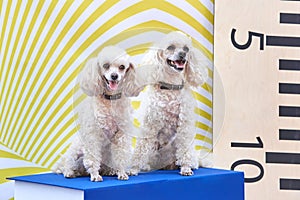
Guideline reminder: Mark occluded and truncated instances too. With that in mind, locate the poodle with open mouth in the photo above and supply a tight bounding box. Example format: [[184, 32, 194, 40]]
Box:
[[131, 31, 209, 176], [54, 46, 142, 181]]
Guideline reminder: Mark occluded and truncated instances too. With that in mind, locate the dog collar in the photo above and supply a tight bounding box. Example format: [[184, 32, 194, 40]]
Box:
[[103, 92, 122, 100], [159, 81, 184, 90]]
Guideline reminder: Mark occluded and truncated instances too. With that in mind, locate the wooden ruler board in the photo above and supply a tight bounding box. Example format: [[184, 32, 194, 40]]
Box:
[[214, 0, 300, 199]]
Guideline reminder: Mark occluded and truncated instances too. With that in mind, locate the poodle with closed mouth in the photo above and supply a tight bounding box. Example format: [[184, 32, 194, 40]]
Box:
[[131, 31, 209, 176], [54, 46, 142, 181]]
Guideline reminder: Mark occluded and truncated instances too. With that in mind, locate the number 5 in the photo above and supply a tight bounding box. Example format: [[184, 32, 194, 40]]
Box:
[[231, 28, 264, 50]]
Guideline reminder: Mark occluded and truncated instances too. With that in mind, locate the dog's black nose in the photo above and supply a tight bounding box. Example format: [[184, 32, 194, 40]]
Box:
[[111, 73, 118, 80], [179, 51, 186, 58]]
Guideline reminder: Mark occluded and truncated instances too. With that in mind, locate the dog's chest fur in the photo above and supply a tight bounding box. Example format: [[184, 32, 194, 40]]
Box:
[[93, 96, 128, 137], [151, 86, 184, 125]]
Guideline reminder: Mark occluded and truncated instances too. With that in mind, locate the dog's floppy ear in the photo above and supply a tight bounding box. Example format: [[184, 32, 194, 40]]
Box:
[[141, 47, 163, 80], [185, 48, 209, 87], [79, 58, 103, 96], [142, 47, 163, 67], [123, 63, 140, 97]]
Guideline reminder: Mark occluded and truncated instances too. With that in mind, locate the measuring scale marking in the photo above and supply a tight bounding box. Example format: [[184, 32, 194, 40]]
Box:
[[230, 0, 300, 191]]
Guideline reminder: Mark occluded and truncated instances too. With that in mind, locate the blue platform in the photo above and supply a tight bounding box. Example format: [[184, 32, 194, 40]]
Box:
[[9, 168, 244, 200]]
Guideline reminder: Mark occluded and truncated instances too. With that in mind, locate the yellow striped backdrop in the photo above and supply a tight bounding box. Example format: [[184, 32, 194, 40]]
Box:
[[0, 0, 213, 199]]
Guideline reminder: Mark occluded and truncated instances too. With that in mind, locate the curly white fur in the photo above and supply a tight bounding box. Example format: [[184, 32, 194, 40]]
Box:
[[131, 31, 209, 176], [53, 46, 139, 181]]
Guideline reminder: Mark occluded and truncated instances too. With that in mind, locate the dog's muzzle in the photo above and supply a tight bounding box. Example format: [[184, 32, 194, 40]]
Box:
[[167, 58, 186, 72]]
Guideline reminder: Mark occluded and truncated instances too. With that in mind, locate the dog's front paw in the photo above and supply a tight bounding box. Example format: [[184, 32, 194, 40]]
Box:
[[90, 174, 103, 182], [180, 166, 194, 176], [128, 167, 141, 176], [63, 169, 76, 178], [142, 164, 151, 172], [118, 173, 129, 180]]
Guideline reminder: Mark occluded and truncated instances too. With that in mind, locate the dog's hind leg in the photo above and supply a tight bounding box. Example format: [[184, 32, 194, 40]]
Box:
[[53, 136, 85, 178], [130, 135, 157, 175], [130, 105, 164, 175]]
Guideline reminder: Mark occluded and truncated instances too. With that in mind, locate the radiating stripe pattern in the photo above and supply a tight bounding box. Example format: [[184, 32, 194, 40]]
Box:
[[0, 0, 213, 198]]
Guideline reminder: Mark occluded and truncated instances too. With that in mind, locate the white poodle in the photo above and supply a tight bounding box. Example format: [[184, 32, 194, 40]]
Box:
[[131, 31, 209, 176], [54, 46, 142, 181]]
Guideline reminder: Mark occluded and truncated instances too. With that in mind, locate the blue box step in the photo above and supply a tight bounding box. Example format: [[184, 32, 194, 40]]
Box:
[[9, 168, 244, 200]]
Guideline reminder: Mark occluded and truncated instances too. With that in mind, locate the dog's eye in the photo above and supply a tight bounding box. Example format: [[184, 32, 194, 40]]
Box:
[[183, 46, 189, 52], [103, 63, 110, 69], [119, 65, 125, 70], [167, 45, 175, 51]]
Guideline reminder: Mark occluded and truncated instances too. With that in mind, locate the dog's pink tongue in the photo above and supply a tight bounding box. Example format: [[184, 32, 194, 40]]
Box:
[[176, 60, 185, 68], [109, 81, 118, 91]]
